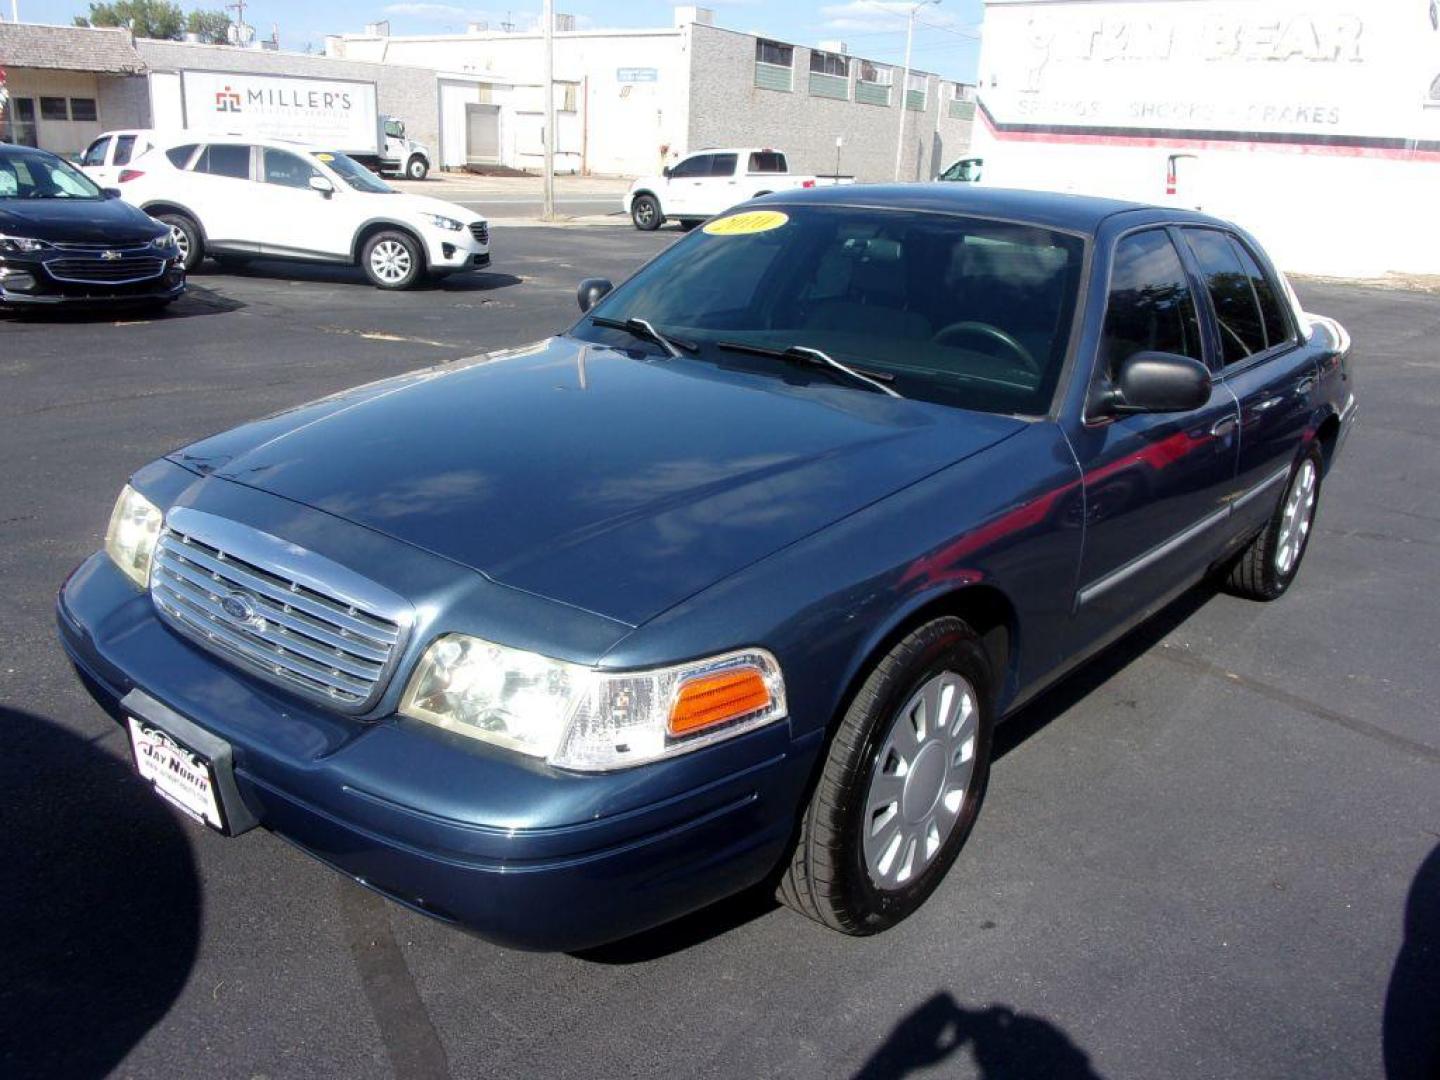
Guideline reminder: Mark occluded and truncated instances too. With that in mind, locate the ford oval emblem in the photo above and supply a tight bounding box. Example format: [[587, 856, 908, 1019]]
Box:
[[221, 592, 256, 622]]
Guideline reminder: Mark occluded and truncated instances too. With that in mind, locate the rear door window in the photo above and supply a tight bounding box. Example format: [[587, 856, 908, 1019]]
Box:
[[81, 136, 111, 167], [1231, 237, 1293, 350], [166, 144, 199, 168], [709, 153, 738, 177], [1183, 229, 1267, 365], [112, 134, 138, 166], [1100, 229, 1204, 377], [194, 144, 252, 180]]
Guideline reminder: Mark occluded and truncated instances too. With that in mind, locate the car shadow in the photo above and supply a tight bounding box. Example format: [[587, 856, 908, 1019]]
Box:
[[0, 706, 201, 1078], [853, 991, 1105, 1079], [1384, 842, 1440, 1079], [0, 283, 243, 324], [200, 261, 523, 292]]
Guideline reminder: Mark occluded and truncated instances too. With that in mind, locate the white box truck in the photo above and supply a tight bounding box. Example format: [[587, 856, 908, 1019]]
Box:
[[148, 70, 433, 179]]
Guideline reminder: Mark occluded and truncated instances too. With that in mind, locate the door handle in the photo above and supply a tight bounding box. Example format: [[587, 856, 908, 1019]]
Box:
[[1252, 396, 1284, 413], [1295, 376, 1315, 396], [1210, 416, 1237, 437]]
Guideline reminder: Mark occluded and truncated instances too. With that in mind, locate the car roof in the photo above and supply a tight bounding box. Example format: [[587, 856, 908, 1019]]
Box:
[[754, 183, 1207, 234]]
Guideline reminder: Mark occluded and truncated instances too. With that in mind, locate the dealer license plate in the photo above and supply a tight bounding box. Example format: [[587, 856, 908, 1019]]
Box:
[[128, 716, 226, 832]]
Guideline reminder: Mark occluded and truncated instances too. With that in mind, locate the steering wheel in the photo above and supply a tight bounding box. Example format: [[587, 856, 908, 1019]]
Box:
[[932, 321, 1040, 376]]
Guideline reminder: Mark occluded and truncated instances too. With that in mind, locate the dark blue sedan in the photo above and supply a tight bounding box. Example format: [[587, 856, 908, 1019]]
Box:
[[57, 186, 1356, 949]]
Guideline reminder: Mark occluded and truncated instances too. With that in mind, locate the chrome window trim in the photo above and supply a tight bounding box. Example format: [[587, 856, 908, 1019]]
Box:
[[1076, 461, 1292, 608]]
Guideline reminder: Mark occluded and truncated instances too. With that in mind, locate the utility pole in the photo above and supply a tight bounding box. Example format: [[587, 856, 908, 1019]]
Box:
[[541, 0, 555, 221], [10, 0, 19, 23], [893, 0, 939, 182]]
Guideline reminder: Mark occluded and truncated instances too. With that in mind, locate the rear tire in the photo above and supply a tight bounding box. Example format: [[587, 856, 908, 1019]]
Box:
[[631, 194, 662, 231], [361, 230, 423, 290], [1225, 447, 1323, 601], [405, 155, 429, 181], [777, 616, 994, 935], [155, 212, 202, 273]]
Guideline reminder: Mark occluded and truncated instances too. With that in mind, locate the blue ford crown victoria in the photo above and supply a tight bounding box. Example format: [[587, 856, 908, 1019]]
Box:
[[58, 187, 1355, 949]]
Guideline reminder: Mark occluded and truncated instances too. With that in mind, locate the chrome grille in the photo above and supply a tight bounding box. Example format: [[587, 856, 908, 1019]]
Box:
[[469, 221, 489, 246], [149, 509, 410, 711], [47, 257, 164, 284]]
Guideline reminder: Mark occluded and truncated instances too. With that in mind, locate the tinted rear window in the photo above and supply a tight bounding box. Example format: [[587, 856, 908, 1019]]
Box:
[[166, 144, 198, 168], [1184, 229, 1266, 365], [709, 153, 738, 177], [194, 144, 250, 179], [748, 152, 786, 173], [113, 134, 138, 166]]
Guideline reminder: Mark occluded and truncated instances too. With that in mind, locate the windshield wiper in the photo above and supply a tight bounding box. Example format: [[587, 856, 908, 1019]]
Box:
[[590, 316, 697, 358], [715, 341, 903, 398]]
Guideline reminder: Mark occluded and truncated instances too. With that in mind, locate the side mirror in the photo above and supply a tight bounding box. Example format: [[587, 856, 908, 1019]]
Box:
[[661, 166, 672, 179], [309, 175, 335, 197], [1099, 351, 1211, 415], [102, 187, 122, 200], [576, 277, 614, 313]]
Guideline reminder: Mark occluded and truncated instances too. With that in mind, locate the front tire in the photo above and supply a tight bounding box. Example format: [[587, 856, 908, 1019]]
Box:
[[361, 230, 423, 290], [778, 616, 994, 935], [1225, 446, 1323, 601], [405, 155, 429, 181], [631, 194, 662, 231], [155, 213, 202, 273]]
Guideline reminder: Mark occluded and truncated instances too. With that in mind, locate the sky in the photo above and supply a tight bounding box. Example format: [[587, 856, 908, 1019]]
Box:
[[16, 0, 984, 81]]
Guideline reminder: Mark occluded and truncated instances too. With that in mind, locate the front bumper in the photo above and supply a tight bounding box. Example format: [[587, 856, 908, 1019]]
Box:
[[0, 249, 185, 306], [57, 552, 807, 951], [422, 222, 490, 272]]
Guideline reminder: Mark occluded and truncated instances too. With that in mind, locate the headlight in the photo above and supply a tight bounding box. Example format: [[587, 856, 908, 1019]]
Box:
[[151, 233, 174, 250], [0, 234, 50, 253], [104, 484, 163, 588], [400, 636, 786, 771], [419, 212, 464, 232]]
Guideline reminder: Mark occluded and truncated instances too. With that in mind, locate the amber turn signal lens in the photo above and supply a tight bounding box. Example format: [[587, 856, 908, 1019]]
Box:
[[668, 667, 773, 737]]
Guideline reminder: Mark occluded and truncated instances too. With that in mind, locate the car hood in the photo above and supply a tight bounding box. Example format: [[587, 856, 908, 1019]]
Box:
[[173, 338, 1023, 626], [391, 191, 485, 224], [0, 198, 164, 245]]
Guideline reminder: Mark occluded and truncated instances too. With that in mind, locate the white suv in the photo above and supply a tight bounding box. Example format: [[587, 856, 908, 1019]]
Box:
[[110, 133, 489, 289]]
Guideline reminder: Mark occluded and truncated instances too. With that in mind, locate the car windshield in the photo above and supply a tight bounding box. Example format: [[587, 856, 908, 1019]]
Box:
[[576, 205, 1085, 416], [313, 151, 395, 193], [0, 148, 104, 200]]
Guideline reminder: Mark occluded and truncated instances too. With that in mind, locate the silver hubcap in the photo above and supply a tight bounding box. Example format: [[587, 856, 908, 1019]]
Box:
[[370, 240, 412, 283], [636, 202, 655, 224], [169, 224, 189, 260], [863, 671, 978, 889], [1275, 458, 1317, 576]]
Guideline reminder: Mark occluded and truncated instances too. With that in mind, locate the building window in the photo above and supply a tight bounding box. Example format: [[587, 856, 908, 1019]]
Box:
[[945, 82, 975, 121], [755, 39, 794, 92], [0, 98, 39, 146], [808, 50, 850, 100], [70, 98, 98, 122], [40, 97, 70, 121], [856, 61, 892, 106], [906, 72, 927, 111]]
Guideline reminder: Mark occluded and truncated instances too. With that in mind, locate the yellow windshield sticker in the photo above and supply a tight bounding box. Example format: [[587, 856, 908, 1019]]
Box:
[[315, 153, 335, 162], [703, 210, 789, 236]]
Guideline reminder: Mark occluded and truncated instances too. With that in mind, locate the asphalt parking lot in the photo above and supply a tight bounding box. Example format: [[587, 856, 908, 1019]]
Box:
[[2, 227, 1437, 1080]]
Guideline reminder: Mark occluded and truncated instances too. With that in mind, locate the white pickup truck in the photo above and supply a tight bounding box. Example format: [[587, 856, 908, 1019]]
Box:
[[624, 148, 853, 231]]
